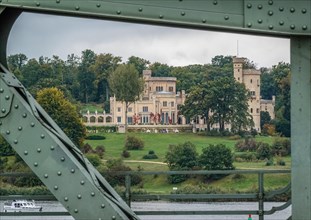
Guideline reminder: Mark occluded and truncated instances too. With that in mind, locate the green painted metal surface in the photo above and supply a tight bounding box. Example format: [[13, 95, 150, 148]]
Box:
[[0, 0, 310, 36], [291, 36, 311, 220], [0, 64, 139, 219]]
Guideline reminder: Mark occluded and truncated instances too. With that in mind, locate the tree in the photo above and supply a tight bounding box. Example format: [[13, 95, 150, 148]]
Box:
[[77, 49, 97, 103], [127, 56, 150, 75], [165, 142, 198, 183], [36, 87, 86, 148], [260, 111, 271, 129], [199, 144, 234, 180], [109, 64, 144, 129]]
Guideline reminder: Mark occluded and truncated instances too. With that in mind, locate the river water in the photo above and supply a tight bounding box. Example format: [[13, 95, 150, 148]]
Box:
[[0, 201, 291, 220]]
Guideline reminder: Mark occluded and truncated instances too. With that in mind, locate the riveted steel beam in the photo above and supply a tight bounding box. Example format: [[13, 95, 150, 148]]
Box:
[[0, 0, 309, 37], [291, 36, 311, 220], [0, 65, 139, 219]]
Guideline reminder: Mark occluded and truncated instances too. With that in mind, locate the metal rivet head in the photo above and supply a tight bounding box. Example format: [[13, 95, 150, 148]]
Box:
[[290, 7, 295, 13], [50, 146, 55, 150], [6, 130, 10, 135], [31, 122, 35, 127], [0, 88, 3, 93], [213, 0, 217, 5], [268, 0, 273, 5], [34, 162, 38, 167], [5, 95, 10, 100], [37, 148, 41, 153], [101, 204, 105, 208], [61, 157, 65, 161], [71, 169, 75, 173], [80, 180, 85, 185], [96, 3, 101, 7], [40, 134, 45, 139], [247, 3, 252, 8], [64, 197, 68, 201], [257, 19, 263, 24], [24, 151, 28, 155], [279, 21, 284, 26], [44, 174, 48, 178], [57, 171, 62, 176], [290, 25, 295, 30], [111, 216, 116, 220], [279, 7, 284, 12], [18, 126, 22, 131], [257, 4, 263, 9], [77, 194, 82, 199], [181, 11, 185, 16], [74, 209, 78, 213], [302, 8, 307, 14], [302, 25, 308, 30], [22, 113, 27, 118], [91, 192, 95, 196], [36, 2, 40, 6], [268, 25, 274, 29], [202, 19, 206, 23], [138, 7, 143, 12], [54, 186, 58, 190], [159, 14, 163, 19], [268, 10, 273, 16], [247, 22, 252, 27], [14, 104, 19, 109], [1, 109, 6, 113], [116, 10, 121, 14], [56, 0, 60, 3], [13, 140, 18, 144], [224, 16, 229, 20], [75, 6, 80, 10]]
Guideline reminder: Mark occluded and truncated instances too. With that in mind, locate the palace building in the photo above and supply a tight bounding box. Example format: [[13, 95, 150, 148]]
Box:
[[83, 58, 275, 133]]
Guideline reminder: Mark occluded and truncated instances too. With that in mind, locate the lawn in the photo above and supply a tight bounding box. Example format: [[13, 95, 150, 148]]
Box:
[[85, 132, 281, 163]]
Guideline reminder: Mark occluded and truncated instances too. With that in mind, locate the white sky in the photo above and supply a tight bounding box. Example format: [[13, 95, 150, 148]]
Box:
[[7, 12, 290, 68]]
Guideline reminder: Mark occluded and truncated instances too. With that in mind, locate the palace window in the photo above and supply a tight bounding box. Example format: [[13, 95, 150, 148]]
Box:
[[117, 107, 121, 112], [250, 108, 253, 113], [163, 101, 167, 107], [117, 117, 121, 123], [128, 107, 132, 112], [169, 86, 174, 92], [143, 106, 148, 112], [156, 86, 163, 92], [171, 102, 174, 107]]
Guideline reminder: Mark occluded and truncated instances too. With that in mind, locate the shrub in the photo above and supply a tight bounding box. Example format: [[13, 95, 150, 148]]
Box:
[[81, 143, 94, 154], [86, 153, 101, 167], [102, 159, 142, 187], [143, 150, 158, 159], [234, 138, 257, 152], [256, 142, 273, 160], [125, 136, 144, 150], [95, 145, 105, 158], [265, 158, 274, 166], [234, 152, 257, 162], [271, 138, 291, 156], [85, 135, 106, 140], [165, 142, 198, 184], [121, 150, 130, 158], [199, 144, 234, 180]]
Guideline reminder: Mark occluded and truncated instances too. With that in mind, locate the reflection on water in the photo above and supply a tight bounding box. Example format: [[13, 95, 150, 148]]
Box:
[[0, 201, 291, 220]]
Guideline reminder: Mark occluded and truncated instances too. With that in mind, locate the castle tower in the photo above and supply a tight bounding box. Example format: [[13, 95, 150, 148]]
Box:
[[233, 57, 245, 83], [233, 57, 261, 132]]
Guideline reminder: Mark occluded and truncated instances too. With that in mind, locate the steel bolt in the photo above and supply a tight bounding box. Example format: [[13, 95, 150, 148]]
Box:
[[22, 113, 27, 118], [257, 19, 263, 24], [96, 4, 101, 8], [36, 2, 40, 6], [77, 194, 82, 199], [290, 24, 295, 29], [61, 157, 65, 161], [56, 0, 60, 3], [50, 146, 55, 150], [101, 204, 105, 208], [181, 11, 185, 16], [34, 162, 38, 167], [257, 4, 262, 9], [91, 192, 95, 196], [268, 0, 273, 5], [138, 7, 143, 12], [18, 126, 22, 131], [37, 148, 41, 153], [159, 14, 163, 19], [290, 7, 295, 13], [268, 10, 273, 16], [302, 8, 307, 14], [64, 197, 68, 201], [57, 171, 62, 176], [224, 16, 229, 20], [71, 169, 75, 173], [75, 6, 80, 10], [247, 3, 252, 9], [116, 10, 121, 14], [279, 7, 284, 12], [80, 180, 85, 185], [268, 25, 273, 29], [74, 209, 78, 213], [14, 105, 19, 109], [31, 122, 35, 127], [40, 134, 45, 139], [112, 216, 116, 220], [0, 88, 3, 93], [279, 21, 284, 26], [6, 130, 10, 134], [54, 186, 58, 190], [213, 0, 217, 5], [202, 19, 206, 23], [1, 109, 6, 113], [44, 174, 48, 178], [14, 140, 18, 144], [247, 22, 252, 27], [302, 25, 308, 30], [5, 95, 10, 100], [24, 151, 28, 155]]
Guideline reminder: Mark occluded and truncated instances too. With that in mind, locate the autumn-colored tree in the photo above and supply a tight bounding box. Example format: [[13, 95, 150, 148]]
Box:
[[36, 87, 86, 148]]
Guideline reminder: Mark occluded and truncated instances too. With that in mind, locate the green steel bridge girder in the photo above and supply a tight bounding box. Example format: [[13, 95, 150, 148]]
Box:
[[0, 65, 139, 220], [0, 0, 310, 37]]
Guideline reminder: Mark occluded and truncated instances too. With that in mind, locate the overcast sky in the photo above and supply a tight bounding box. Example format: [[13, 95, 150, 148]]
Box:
[[7, 12, 290, 68]]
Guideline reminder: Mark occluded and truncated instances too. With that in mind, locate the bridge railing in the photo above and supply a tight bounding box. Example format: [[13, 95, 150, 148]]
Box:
[[0, 169, 291, 220]]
